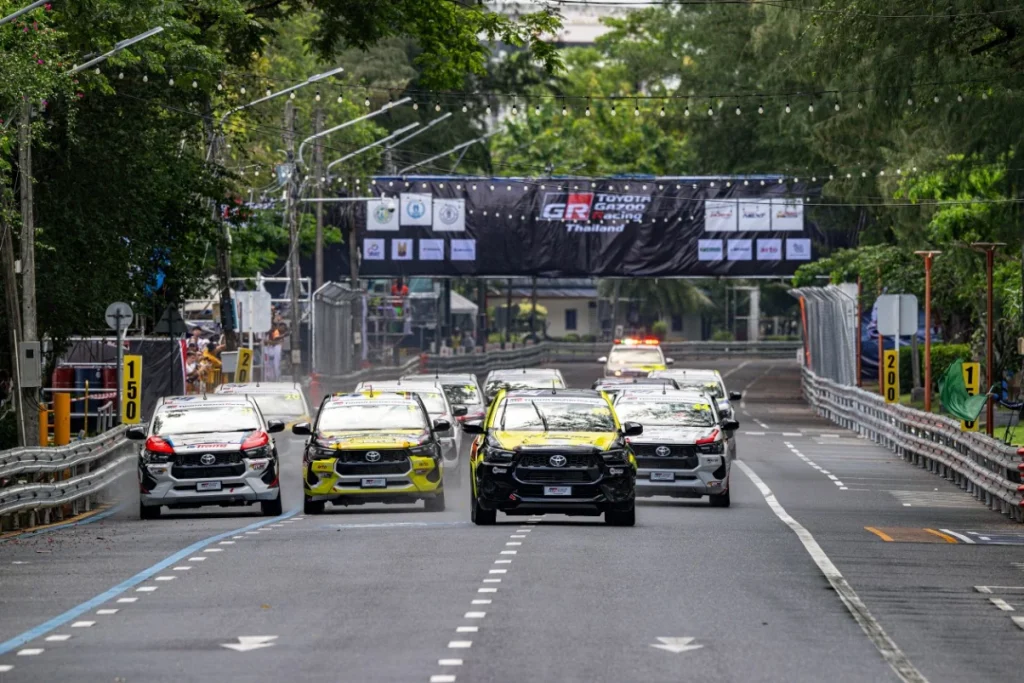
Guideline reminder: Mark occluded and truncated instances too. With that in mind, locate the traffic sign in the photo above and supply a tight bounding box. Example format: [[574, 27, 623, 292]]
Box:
[[881, 349, 899, 404], [235, 291, 273, 334], [105, 302, 133, 331], [877, 294, 918, 337], [236, 348, 254, 383], [154, 305, 187, 336], [122, 355, 142, 424]]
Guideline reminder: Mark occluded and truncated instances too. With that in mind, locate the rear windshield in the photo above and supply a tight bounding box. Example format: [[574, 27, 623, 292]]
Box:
[[676, 380, 725, 399], [608, 348, 664, 364], [442, 383, 481, 405], [615, 400, 717, 427], [248, 393, 306, 417]]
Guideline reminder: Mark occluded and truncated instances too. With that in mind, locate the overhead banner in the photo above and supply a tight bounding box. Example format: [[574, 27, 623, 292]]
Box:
[[355, 177, 820, 277]]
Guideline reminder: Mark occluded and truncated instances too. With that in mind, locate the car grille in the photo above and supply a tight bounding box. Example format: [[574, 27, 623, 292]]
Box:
[[336, 461, 410, 476], [333, 449, 409, 463], [631, 444, 696, 458], [172, 464, 246, 479], [516, 469, 596, 483], [176, 452, 243, 466], [636, 456, 699, 470], [515, 451, 600, 484], [518, 453, 596, 468]]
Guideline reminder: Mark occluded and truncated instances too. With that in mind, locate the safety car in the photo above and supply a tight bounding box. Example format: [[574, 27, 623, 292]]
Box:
[[598, 338, 674, 377]]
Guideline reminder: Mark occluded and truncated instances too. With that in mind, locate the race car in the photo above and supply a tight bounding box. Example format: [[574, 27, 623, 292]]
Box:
[[463, 388, 641, 526], [215, 382, 311, 424], [591, 376, 680, 398], [126, 394, 285, 519], [649, 368, 742, 458], [598, 338, 674, 377], [482, 368, 566, 405], [400, 372, 486, 427], [291, 391, 448, 514], [613, 389, 739, 507], [353, 380, 463, 469]]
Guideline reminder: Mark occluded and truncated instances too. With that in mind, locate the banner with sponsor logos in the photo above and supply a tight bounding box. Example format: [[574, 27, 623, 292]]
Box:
[[356, 176, 823, 277]]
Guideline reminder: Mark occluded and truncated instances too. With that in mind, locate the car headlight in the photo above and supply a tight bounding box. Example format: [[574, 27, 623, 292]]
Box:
[[409, 443, 438, 457], [483, 448, 515, 464], [602, 449, 628, 465], [697, 441, 724, 455], [142, 450, 172, 464]]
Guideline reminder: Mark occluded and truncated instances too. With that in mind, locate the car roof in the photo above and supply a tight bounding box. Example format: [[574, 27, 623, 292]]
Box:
[[216, 382, 303, 395], [327, 391, 421, 405], [501, 388, 604, 400], [158, 394, 255, 409], [593, 377, 677, 386], [401, 373, 477, 384], [652, 368, 722, 380], [487, 368, 560, 378], [359, 381, 444, 392], [616, 388, 713, 400]]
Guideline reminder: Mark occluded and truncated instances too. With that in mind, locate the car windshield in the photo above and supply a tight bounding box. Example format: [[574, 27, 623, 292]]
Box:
[[153, 405, 261, 435], [676, 380, 725, 399], [494, 397, 616, 432], [441, 383, 481, 405], [247, 393, 306, 417], [318, 403, 428, 431], [608, 348, 664, 364], [486, 379, 565, 397], [615, 400, 717, 427]]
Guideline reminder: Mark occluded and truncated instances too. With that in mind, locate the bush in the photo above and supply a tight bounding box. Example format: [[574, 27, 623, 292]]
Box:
[[564, 333, 580, 342], [895, 343, 973, 390], [711, 329, 734, 342], [581, 334, 597, 343], [651, 320, 668, 341]]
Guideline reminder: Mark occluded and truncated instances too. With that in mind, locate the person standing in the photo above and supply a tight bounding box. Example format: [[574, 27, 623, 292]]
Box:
[[263, 322, 285, 381]]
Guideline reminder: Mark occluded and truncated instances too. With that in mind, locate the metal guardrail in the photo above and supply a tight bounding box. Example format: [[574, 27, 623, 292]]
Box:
[[543, 340, 802, 362], [0, 429, 135, 531], [802, 365, 1024, 522]]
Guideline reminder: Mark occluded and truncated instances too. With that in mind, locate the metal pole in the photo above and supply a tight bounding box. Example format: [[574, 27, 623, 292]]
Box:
[[298, 97, 411, 169], [284, 101, 301, 382], [314, 107, 325, 289], [914, 251, 941, 411], [115, 322, 124, 426], [0, 0, 47, 27], [856, 277, 863, 388], [971, 243, 1004, 435], [504, 279, 512, 349]]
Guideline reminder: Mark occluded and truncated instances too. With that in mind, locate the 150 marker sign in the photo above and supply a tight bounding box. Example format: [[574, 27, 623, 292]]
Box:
[[122, 355, 142, 424]]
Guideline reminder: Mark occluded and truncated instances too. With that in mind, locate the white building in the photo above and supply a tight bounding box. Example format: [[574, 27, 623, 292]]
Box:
[[490, 0, 652, 46]]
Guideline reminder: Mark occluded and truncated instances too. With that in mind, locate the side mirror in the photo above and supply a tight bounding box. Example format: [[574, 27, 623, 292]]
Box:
[[722, 419, 740, 431], [666, 358, 675, 365], [452, 405, 469, 417], [597, 356, 608, 363], [266, 419, 285, 434], [291, 422, 312, 436], [432, 418, 452, 433], [621, 421, 643, 437], [462, 423, 485, 435], [729, 391, 743, 401], [125, 425, 147, 440]]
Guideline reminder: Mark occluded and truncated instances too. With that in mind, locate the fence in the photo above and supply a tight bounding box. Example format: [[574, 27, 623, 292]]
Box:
[[790, 284, 858, 386], [311, 282, 363, 379], [802, 365, 1024, 522]]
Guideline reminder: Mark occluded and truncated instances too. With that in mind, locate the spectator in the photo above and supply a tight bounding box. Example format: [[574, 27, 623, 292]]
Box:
[[391, 278, 409, 319], [190, 326, 210, 353], [461, 329, 476, 354], [263, 321, 287, 381]]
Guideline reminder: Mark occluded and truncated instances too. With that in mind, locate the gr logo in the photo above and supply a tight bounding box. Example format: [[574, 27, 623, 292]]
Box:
[[540, 192, 593, 221]]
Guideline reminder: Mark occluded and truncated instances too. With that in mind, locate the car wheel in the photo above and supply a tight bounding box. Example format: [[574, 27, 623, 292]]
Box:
[[425, 489, 446, 512], [261, 493, 283, 516], [140, 503, 161, 520], [303, 497, 325, 515], [605, 504, 636, 527], [471, 492, 496, 525], [709, 489, 731, 507]]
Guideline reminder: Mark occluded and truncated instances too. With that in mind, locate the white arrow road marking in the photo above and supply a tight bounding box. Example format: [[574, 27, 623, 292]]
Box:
[[221, 636, 278, 652], [650, 637, 703, 654]]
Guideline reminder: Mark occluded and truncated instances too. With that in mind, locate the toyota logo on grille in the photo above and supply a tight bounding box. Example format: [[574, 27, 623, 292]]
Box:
[[365, 451, 382, 462], [655, 446, 671, 457], [549, 455, 567, 467], [200, 453, 216, 465]]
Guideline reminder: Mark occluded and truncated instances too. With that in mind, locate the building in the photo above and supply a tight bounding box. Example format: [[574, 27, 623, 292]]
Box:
[[490, 0, 652, 46]]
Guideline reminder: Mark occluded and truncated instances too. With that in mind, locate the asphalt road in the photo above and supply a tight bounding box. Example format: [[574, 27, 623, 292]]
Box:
[[3, 358, 1024, 682]]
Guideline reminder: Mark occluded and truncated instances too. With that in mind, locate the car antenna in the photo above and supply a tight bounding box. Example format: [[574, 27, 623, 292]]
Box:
[[662, 382, 667, 395], [551, 379, 557, 395]]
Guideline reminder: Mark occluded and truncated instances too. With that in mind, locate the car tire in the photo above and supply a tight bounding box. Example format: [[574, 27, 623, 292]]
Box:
[[424, 489, 446, 512], [471, 493, 496, 525], [303, 497, 325, 515], [261, 493, 283, 517], [709, 489, 731, 507], [605, 504, 636, 527], [140, 503, 161, 520]]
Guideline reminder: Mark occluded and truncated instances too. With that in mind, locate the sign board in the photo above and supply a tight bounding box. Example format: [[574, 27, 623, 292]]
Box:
[[154, 306, 187, 336], [220, 351, 238, 373], [122, 354, 143, 424], [881, 349, 899, 404], [960, 362, 981, 431], [236, 348, 253, 383], [105, 301, 133, 331], [876, 294, 918, 337], [235, 291, 273, 335]]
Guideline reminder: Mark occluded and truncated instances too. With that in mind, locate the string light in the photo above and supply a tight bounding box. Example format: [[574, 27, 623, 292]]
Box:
[[337, 93, 343, 104], [534, 103, 541, 115], [192, 79, 198, 89], [611, 102, 617, 116], [562, 103, 568, 116], [266, 88, 272, 97], [735, 105, 741, 115], [511, 100, 519, 116], [758, 104, 764, 115], [834, 99, 840, 111], [118, 71, 124, 80], [659, 105, 665, 117], [585, 100, 591, 117], [239, 86, 245, 95], [684, 105, 689, 117], [808, 103, 814, 113], [315, 90, 321, 102], [785, 103, 791, 114], [707, 104, 714, 116], [906, 97, 913, 106], [634, 99, 640, 117], [217, 82, 224, 91], [462, 102, 468, 113], [142, 75, 148, 83], [168, 77, 175, 86], [957, 93, 964, 102], [485, 104, 491, 115], [289, 91, 296, 99]]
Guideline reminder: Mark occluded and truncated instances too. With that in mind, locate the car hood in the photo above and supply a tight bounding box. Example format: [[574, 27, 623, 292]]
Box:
[[630, 425, 717, 444], [163, 431, 252, 451], [489, 431, 619, 451], [317, 429, 429, 450]]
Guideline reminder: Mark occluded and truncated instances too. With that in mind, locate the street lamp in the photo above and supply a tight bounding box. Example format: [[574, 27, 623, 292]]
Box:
[[69, 27, 165, 74], [914, 251, 942, 412], [382, 112, 452, 174], [397, 131, 497, 175], [325, 122, 420, 179], [0, 0, 48, 27], [970, 242, 1005, 436], [297, 96, 412, 170]]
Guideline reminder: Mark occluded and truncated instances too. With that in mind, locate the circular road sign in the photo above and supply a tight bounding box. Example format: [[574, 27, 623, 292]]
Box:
[[105, 301, 134, 331]]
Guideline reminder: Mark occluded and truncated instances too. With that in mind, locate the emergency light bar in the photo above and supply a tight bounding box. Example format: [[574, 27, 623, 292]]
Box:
[[613, 338, 661, 346]]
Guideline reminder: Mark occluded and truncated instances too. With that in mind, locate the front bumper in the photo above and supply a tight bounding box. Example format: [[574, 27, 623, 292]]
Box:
[[304, 455, 443, 503], [139, 458, 279, 508], [474, 461, 635, 516]]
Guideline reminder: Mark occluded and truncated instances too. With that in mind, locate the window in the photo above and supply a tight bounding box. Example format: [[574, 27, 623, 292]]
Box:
[[671, 315, 683, 332], [565, 308, 578, 331]]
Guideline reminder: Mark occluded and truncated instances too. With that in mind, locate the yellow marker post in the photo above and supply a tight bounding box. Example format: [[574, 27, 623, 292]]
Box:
[[236, 348, 253, 383], [122, 355, 143, 424], [961, 361, 980, 431], [881, 349, 899, 404]]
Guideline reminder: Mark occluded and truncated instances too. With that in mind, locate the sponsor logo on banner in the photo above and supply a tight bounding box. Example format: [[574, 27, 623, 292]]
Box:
[[698, 239, 724, 261], [704, 200, 738, 232], [392, 238, 413, 261], [727, 239, 753, 261], [538, 191, 651, 233], [364, 238, 385, 261], [738, 199, 771, 231], [365, 199, 399, 231], [400, 193, 432, 226], [432, 198, 466, 232], [786, 238, 812, 260], [451, 239, 477, 261], [419, 239, 444, 261], [771, 198, 804, 231], [757, 239, 782, 260]]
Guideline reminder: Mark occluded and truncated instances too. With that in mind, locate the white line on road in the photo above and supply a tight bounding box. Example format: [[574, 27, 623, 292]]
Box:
[[70, 622, 94, 628], [477, 588, 497, 593], [16, 649, 43, 656], [430, 676, 456, 683], [500, 550, 517, 555], [155, 576, 175, 581], [448, 641, 472, 649], [189, 557, 206, 562], [505, 542, 522, 546], [735, 459, 927, 683], [721, 360, 751, 378], [96, 609, 118, 615], [489, 569, 507, 574], [471, 599, 491, 605], [173, 566, 191, 571], [494, 560, 512, 564], [116, 598, 137, 604], [1013, 617, 1024, 630], [990, 598, 1015, 611], [438, 659, 463, 666], [204, 548, 224, 553], [482, 579, 501, 583], [465, 612, 486, 619], [44, 635, 70, 642], [456, 626, 478, 633], [135, 587, 157, 593], [0, 665, 13, 672], [941, 529, 976, 544]]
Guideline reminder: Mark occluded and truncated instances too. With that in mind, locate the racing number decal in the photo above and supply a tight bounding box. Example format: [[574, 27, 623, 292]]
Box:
[[236, 348, 253, 383], [961, 361, 980, 431], [122, 354, 142, 424], [881, 350, 899, 404]]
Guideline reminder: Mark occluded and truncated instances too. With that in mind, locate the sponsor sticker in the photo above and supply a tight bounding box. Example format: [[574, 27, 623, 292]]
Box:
[[704, 200, 738, 232], [756, 238, 783, 261], [697, 239, 724, 261], [786, 238, 812, 261], [363, 238, 385, 261], [392, 238, 414, 261], [432, 198, 466, 232], [738, 199, 771, 231], [451, 239, 477, 261], [727, 239, 753, 261], [539, 190, 651, 233], [365, 199, 399, 231], [771, 197, 804, 231]]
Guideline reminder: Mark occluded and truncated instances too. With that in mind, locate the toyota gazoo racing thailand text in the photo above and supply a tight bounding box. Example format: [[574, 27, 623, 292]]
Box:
[[539, 191, 652, 233]]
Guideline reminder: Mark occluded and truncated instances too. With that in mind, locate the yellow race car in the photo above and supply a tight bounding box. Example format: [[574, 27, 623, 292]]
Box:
[[291, 391, 449, 514], [463, 388, 641, 526], [598, 337, 675, 378]]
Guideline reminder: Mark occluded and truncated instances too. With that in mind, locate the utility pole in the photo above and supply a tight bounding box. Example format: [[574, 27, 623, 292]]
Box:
[[284, 101, 302, 381], [18, 100, 39, 445], [313, 107, 325, 290], [1, 209, 25, 446]]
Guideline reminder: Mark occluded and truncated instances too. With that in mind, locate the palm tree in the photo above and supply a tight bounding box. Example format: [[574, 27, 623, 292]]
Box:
[[598, 279, 714, 327]]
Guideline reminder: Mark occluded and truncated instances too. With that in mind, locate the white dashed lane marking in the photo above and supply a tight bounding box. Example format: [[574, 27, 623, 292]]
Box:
[[456, 627, 478, 633], [465, 612, 486, 618], [438, 659, 463, 666], [96, 609, 118, 616], [471, 599, 491, 605], [116, 598, 137, 604], [448, 641, 472, 649], [71, 622, 94, 628], [44, 635, 70, 642], [430, 676, 456, 683]]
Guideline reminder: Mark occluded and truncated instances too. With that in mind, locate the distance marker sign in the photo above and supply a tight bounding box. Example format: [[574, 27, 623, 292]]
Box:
[[881, 350, 899, 404], [961, 361, 980, 431], [122, 355, 142, 424]]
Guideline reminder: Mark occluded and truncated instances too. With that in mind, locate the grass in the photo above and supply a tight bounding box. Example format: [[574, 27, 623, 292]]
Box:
[[991, 426, 1024, 448]]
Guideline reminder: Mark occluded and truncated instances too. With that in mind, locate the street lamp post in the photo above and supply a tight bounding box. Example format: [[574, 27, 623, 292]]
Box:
[[970, 242, 1005, 435], [914, 251, 942, 412]]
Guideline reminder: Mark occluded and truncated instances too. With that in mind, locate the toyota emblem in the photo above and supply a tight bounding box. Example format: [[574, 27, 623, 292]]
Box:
[[549, 455, 567, 467], [655, 446, 671, 457], [200, 453, 216, 465], [365, 451, 382, 462]]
